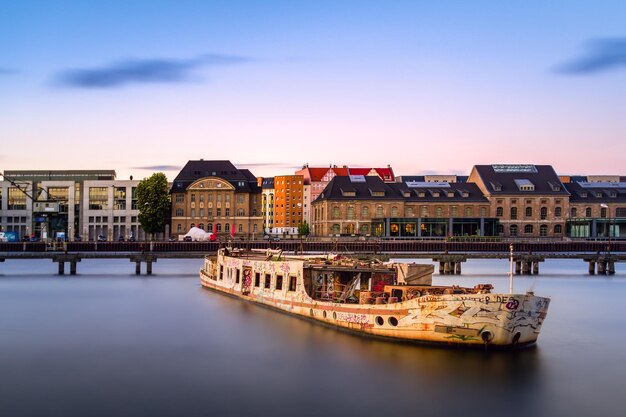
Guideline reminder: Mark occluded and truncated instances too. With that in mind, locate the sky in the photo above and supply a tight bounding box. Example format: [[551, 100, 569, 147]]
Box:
[[1, 0, 626, 182]]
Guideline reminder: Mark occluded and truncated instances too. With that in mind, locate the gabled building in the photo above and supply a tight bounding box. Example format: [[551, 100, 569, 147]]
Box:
[[310, 175, 496, 238], [564, 181, 626, 239], [170, 160, 262, 239], [468, 164, 569, 237]]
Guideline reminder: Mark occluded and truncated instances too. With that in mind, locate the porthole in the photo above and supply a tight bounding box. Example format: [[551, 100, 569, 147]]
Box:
[[310, 308, 314, 317], [332, 312, 337, 320], [323, 311, 327, 319], [375, 316, 384, 326], [512, 332, 521, 344], [388, 317, 398, 327], [481, 331, 493, 343]]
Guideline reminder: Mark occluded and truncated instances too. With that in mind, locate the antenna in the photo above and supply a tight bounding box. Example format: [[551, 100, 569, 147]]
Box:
[[509, 244, 514, 294]]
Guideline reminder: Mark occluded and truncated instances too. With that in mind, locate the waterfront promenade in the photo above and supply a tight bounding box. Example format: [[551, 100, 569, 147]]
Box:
[[1, 239, 624, 275]]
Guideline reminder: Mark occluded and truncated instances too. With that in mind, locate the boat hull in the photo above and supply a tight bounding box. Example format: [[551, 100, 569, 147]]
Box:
[[200, 260, 549, 348]]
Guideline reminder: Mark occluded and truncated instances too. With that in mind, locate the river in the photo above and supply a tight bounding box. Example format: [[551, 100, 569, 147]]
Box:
[[1, 257, 624, 417]]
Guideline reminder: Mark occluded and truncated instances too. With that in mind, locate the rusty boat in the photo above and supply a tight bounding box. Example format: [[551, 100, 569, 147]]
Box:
[[200, 247, 550, 348]]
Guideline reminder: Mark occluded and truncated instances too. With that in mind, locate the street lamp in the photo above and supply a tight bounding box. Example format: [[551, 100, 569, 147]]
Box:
[[600, 203, 611, 254]]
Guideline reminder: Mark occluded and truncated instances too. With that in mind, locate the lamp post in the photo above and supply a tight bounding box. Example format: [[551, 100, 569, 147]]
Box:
[[600, 204, 610, 255]]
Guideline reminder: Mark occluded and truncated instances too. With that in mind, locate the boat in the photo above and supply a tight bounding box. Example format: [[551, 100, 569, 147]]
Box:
[[199, 247, 550, 348]]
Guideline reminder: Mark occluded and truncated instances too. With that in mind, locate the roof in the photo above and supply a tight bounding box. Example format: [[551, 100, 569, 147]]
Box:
[[315, 176, 488, 203], [565, 182, 626, 203], [171, 160, 260, 193], [299, 165, 395, 183], [472, 165, 569, 196]]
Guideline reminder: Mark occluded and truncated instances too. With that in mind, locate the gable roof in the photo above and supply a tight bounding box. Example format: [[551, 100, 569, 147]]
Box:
[[472, 164, 569, 196], [171, 160, 260, 193]]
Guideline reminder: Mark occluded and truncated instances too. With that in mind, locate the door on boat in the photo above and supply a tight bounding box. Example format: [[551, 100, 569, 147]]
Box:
[[242, 267, 252, 295]]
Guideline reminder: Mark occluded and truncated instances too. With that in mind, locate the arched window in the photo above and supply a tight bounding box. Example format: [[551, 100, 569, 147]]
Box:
[[332, 206, 340, 219], [421, 206, 428, 217], [347, 206, 355, 220], [601, 207, 607, 218], [216, 223, 222, 232], [555, 206, 562, 217], [464, 207, 472, 217], [175, 208, 184, 216], [331, 224, 340, 235], [525, 225, 533, 234], [540, 207, 547, 220], [238, 224, 243, 232], [345, 224, 355, 234], [360, 224, 370, 235], [539, 224, 547, 237], [376, 206, 384, 217], [207, 223, 213, 232], [405, 206, 414, 217], [480, 207, 487, 217], [510, 207, 518, 219], [510, 225, 518, 236], [198, 223, 204, 230], [361, 206, 369, 217], [525, 207, 533, 217], [585, 207, 592, 217], [190, 223, 195, 228], [571, 207, 577, 217], [225, 223, 230, 232], [435, 207, 443, 217], [554, 224, 562, 234], [237, 208, 244, 216], [497, 224, 504, 235], [391, 206, 398, 217], [496, 207, 503, 217]]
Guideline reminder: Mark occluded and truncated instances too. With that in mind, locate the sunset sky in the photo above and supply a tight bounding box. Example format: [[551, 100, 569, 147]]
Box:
[[2, 0, 625, 181]]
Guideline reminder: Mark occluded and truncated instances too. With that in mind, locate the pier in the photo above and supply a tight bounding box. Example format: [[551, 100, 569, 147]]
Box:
[[1, 240, 624, 275]]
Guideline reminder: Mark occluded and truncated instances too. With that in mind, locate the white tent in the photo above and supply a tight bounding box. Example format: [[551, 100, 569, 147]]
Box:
[[183, 227, 214, 241]]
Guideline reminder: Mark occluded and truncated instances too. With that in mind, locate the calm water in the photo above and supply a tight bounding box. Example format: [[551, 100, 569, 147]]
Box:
[[1, 257, 625, 417]]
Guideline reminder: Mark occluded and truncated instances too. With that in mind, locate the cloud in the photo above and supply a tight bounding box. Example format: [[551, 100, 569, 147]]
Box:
[[132, 165, 182, 171], [53, 54, 251, 88], [557, 38, 626, 75], [237, 163, 303, 170]]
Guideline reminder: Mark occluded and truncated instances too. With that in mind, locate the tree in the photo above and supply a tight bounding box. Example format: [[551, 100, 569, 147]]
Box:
[[136, 173, 170, 240], [297, 221, 310, 237]]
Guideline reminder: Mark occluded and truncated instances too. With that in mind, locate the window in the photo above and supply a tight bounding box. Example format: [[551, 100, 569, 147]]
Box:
[[376, 206, 384, 217], [219, 265, 223, 280], [288, 275, 297, 291], [361, 206, 369, 217], [237, 208, 244, 216], [480, 207, 487, 217], [601, 207, 607, 218], [391, 206, 398, 217], [525, 207, 532, 217], [496, 207, 503, 217], [217, 208, 221, 216], [191, 194, 195, 202], [264, 273, 271, 289], [525, 225, 533, 234], [332, 206, 340, 219], [421, 206, 428, 217], [435, 207, 443, 217], [555, 207, 562, 217], [510, 207, 518, 220], [464, 207, 472, 217], [175, 208, 184, 216], [198, 223, 204, 230], [254, 272, 261, 287], [451, 206, 458, 216], [571, 207, 577, 217], [175, 194, 184, 203], [225, 208, 230, 216], [190, 208, 195, 218], [235, 269, 240, 284], [208, 223, 213, 232], [540, 207, 547, 219], [216, 223, 222, 232], [225, 223, 230, 232], [275, 275, 283, 290], [347, 206, 355, 219], [405, 206, 414, 217], [510, 225, 518, 236], [540, 225, 548, 237], [554, 224, 562, 234], [497, 224, 504, 235], [238, 224, 243, 232], [332, 224, 340, 234], [585, 207, 592, 217], [199, 208, 205, 217]]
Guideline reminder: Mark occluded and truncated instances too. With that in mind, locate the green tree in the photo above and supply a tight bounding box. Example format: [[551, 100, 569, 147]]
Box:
[[136, 172, 170, 240], [297, 221, 310, 237]]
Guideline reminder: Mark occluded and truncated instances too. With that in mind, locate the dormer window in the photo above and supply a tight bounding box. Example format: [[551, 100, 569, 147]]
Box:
[[418, 191, 426, 198], [596, 192, 603, 198], [515, 179, 535, 191], [370, 190, 385, 197], [548, 181, 561, 192], [490, 181, 502, 192], [461, 191, 469, 198], [610, 191, 617, 198], [403, 191, 411, 198], [447, 191, 455, 198], [341, 189, 356, 197]]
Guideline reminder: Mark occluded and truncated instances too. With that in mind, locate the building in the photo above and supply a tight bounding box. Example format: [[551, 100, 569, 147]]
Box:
[[468, 164, 569, 237], [1, 170, 142, 241], [564, 181, 626, 239], [259, 177, 275, 234], [311, 175, 496, 238], [272, 175, 304, 235], [170, 160, 262, 239], [295, 164, 395, 226]]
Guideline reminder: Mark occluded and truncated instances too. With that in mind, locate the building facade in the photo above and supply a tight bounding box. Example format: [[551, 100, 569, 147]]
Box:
[[564, 181, 626, 239], [170, 160, 263, 239], [272, 175, 304, 235], [311, 175, 496, 238], [468, 164, 569, 238]]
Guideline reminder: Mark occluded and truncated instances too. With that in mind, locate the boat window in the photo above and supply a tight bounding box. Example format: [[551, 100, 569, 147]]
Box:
[[264, 273, 271, 289], [235, 269, 240, 284], [288, 275, 297, 291], [254, 272, 261, 287], [219, 265, 223, 280], [276, 274, 283, 290]]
